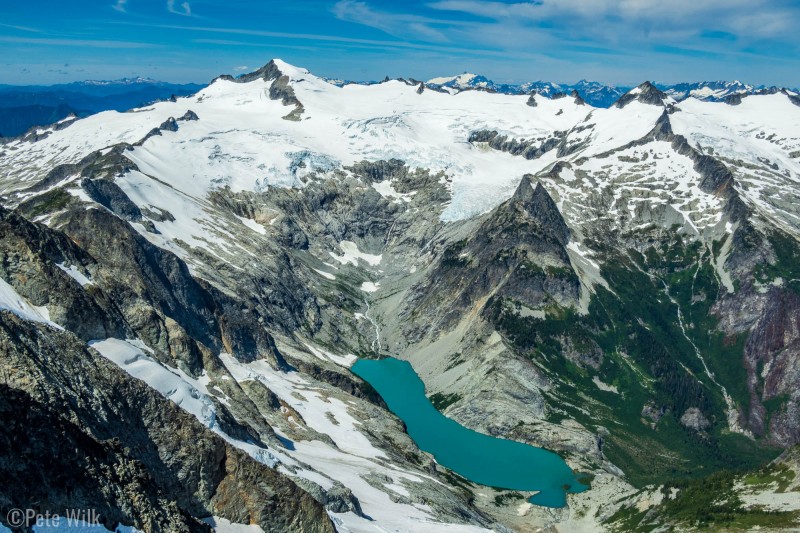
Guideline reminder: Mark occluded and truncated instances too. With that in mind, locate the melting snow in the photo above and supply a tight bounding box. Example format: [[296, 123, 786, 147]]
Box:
[[330, 241, 382, 267], [0, 277, 63, 330], [57, 263, 94, 287]]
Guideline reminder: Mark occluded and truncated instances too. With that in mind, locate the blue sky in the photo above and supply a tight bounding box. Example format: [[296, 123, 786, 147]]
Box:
[[1, 0, 798, 86]]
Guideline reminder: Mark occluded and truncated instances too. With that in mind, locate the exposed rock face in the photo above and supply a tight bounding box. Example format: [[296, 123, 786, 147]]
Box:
[[0, 311, 334, 533], [0, 382, 207, 533], [0, 206, 130, 341], [680, 407, 711, 431], [614, 81, 671, 108], [401, 176, 578, 341], [509, 177, 571, 247], [725, 93, 744, 105], [468, 129, 564, 160], [81, 178, 144, 222], [234, 60, 305, 120], [721, 282, 800, 445], [235, 60, 285, 83], [570, 89, 586, 105]]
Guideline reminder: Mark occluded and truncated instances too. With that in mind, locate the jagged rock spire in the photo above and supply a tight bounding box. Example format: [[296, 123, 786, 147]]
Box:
[[509, 174, 570, 246]]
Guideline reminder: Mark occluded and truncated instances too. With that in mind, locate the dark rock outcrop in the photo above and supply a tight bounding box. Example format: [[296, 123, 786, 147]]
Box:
[[181, 109, 199, 121], [81, 178, 144, 222], [0, 206, 130, 341], [725, 93, 744, 105], [231, 61, 305, 120], [468, 129, 564, 161], [614, 81, 670, 108]]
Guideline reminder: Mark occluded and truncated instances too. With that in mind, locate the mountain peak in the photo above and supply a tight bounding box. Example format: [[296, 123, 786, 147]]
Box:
[[426, 73, 493, 90], [234, 59, 310, 84], [510, 175, 570, 246], [614, 81, 672, 108]]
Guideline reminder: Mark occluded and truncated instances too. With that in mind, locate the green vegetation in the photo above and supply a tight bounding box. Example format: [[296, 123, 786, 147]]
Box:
[[440, 239, 470, 268], [609, 468, 798, 531], [429, 392, 462, 411], [743, 463, 795, 493], [660, 470, 797, 530], [486, 233, 781, 487], [16, 188, 72, 218], [493, 491, 525, 506], [755, 230, 800, 294]]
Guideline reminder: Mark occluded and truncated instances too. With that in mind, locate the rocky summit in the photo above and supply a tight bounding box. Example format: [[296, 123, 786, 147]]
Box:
[[1, 59, 800, 532]]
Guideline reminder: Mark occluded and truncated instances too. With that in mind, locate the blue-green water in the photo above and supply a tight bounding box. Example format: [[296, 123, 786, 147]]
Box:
[[351, 357, 589, 507]]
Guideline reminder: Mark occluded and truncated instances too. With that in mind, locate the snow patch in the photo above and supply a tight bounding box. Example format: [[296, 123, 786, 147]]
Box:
[[235, 215, 267, 235], [359, 281, 380, 292], [313, 268, 336, 280], [302, 342, 357, 367], [0, 277, 63, 330], [57, 263, 94, 287], [200, 517, 264, 533], [330, 241, 382, 267], [89, 338, 280, 467]]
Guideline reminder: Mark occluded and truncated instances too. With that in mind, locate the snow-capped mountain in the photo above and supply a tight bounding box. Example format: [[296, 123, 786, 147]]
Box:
[[71, 76, 162, 86], [2, 59, 800, 532], [424, 73, 798, 108], [661, 80, 782, 102], [426, 72, 496, 91], [424, 73, 627, 106]]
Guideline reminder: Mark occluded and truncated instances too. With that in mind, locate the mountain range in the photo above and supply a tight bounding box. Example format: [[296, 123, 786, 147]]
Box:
[[3, 73, 795, 138], [1, 59, 800, 532], [423, 73, 798, 107]]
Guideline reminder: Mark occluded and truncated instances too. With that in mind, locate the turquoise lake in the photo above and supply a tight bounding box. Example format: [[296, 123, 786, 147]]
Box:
[[351, 357, 589, 507]]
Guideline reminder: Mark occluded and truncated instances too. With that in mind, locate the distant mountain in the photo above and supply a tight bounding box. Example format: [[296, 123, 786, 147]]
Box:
[[426, 72, 496, 90], [423, 73, 798, 108], [424, 73, 629, 107], [661, 80, 762, 102], [0, 78, 205, 137]]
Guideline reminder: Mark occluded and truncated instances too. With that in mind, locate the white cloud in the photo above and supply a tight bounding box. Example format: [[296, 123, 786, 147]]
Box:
[[333, 0, 453, 42], [428, 0, 798, 39], [327, 0, 800, 62], [112, 0, 127, 13], [233, 65, 249, 71], [167, 0, 192, 16]]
